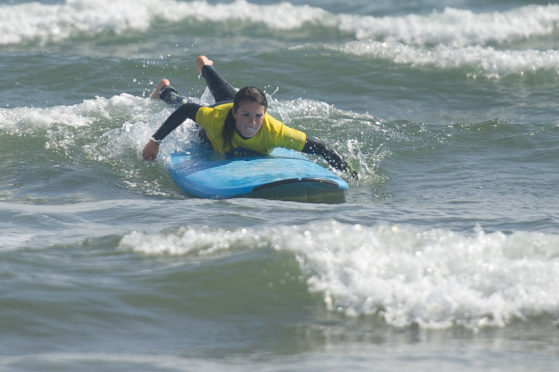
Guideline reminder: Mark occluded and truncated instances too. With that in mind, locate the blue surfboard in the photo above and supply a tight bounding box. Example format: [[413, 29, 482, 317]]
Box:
[[167, 145, 348, 202]]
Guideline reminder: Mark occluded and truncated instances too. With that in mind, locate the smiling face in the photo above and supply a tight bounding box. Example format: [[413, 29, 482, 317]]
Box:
[[232, 100, 266, 138]]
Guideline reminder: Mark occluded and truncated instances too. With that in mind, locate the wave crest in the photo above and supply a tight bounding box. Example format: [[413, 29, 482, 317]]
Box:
[[119, 221, 559, 330], [2, 1, 557, 47]]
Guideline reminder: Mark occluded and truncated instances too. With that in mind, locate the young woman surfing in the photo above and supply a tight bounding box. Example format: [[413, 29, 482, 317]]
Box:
[[143, 56, 357, 180]]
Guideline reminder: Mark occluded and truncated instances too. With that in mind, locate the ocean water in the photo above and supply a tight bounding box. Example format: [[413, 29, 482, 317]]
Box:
[[1, 0, 559, 370]]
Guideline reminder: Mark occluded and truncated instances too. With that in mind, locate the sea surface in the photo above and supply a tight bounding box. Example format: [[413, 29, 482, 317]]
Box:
[[1, 0, 559, 371]]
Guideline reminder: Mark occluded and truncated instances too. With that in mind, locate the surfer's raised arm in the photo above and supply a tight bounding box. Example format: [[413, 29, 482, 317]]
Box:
[[142, 55, 357, 179]]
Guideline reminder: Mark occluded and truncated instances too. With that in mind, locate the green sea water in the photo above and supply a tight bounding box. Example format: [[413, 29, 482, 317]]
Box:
[[1, 1, 559, 371]]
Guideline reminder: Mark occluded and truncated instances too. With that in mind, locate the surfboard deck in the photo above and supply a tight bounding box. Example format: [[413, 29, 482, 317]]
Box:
[[167, 145, 349, 202]]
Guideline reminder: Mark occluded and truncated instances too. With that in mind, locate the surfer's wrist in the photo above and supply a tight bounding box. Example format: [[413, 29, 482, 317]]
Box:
[[150, 137, 161, 145]]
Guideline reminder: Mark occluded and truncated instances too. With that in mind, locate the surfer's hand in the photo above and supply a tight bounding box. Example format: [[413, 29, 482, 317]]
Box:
[[346, 163, 359, 180], [142, 139, 160, 161]]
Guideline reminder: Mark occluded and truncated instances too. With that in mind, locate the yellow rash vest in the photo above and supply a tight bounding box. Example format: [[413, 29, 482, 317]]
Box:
[[195, 103, 307, 154]]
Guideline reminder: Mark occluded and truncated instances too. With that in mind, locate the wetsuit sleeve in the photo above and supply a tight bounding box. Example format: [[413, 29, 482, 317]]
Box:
[[302, 136, 358, 179], [152, 102, 202, 142], [159, 86, 187, 106]]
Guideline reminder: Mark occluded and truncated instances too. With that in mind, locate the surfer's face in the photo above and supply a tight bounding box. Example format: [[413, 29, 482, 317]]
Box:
[[232, 100, 265, 138]]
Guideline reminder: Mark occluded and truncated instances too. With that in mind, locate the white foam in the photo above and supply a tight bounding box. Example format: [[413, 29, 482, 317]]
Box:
[[337, 5, 559, 47], [119, 226, 268, 256], [0, 0, 329, 45], [0, 93, 178, 167], [328, 40, 559, 78], [1, 1, 557, 47], [279, 222, 559, 329], [0, 93, 146, 132], [119, 222, 559, 330]]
